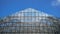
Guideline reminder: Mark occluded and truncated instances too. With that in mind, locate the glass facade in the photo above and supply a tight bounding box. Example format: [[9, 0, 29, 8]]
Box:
[[0, 8, 60, 34]]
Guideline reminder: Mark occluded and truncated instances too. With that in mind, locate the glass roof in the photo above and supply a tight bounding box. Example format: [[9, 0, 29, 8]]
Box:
[[10, 8, 51, 22]]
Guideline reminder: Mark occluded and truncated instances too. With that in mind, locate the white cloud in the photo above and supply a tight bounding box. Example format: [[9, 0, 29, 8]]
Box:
[[52, 0, 60, 6]]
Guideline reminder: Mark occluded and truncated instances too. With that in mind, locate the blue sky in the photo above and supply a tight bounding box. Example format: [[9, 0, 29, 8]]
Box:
[[0, 0, 60, 18]]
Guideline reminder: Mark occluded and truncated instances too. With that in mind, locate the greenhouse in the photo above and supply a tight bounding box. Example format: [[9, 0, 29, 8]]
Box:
[[0, 8, 60, 34]]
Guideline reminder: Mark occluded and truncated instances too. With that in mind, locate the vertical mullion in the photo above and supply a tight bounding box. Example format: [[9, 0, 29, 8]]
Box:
[[23, 12, 25, 34], [35, 11, 36, 34], [31, 10, 32, 34], [38, 12, 40, 34], [20, 12, 21, 34]]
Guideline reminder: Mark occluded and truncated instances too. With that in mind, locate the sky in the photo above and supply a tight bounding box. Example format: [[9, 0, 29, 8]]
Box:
[[0, 0, 60, 18]]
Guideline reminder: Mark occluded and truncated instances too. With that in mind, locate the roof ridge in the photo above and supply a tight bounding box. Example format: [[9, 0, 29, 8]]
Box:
[[10, 8, 52, 17]]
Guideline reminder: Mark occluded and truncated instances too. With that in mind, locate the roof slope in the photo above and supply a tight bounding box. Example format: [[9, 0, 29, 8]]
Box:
[[3, 8, 53, 22]]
